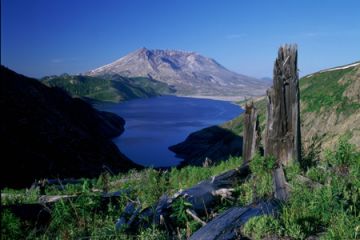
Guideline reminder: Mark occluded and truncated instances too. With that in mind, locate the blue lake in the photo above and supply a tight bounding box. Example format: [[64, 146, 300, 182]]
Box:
[[98, 96, 243, 167]]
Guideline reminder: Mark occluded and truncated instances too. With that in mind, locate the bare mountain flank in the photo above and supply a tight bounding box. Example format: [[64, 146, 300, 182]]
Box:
[[87, 48, 269, 99]]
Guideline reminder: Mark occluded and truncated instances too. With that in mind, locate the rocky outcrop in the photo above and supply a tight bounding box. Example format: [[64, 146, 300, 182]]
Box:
[[0, 66, 141, 188], [169, 126, 243, 166]]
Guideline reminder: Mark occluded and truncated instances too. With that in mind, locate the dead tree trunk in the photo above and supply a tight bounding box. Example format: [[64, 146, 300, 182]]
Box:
[[242, 102, 260, 163], [265, 44, 301, 201]]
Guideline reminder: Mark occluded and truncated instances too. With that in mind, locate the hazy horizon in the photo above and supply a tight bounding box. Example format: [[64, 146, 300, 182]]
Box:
[[1, 0, 360, 79]]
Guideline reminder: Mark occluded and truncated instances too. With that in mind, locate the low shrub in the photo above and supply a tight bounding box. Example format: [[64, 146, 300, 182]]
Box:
[[243, 215, 281, 240], [1, 210, 22, 239]]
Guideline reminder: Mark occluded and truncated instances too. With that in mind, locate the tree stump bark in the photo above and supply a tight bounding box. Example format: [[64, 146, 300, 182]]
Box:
[[242, 102, 260, 164], [265, 44, 301, 201]]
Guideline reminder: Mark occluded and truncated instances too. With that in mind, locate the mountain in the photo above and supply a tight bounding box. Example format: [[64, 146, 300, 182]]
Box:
[[0, 66, 141, 188], [42, 74, 175, 103], [171, 61, 360, 165], [86, 48, 269, 98]]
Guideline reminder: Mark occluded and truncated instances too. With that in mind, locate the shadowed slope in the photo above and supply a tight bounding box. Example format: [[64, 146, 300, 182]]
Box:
[[0, 66, 141, 188]]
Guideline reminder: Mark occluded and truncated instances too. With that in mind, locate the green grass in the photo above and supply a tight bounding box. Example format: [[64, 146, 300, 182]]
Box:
[[1, 210, 22, 239], [2, 140, 359, 239], [1, 156, 242, 239], [243, 215, 281, 240], [242, 138, 360, 240], [300, 67, 360, 114], [234, 154, 275, 206]]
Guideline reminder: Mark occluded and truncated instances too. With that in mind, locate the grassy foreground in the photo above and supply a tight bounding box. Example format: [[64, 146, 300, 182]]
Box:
[[1, 157, 242, 239], [2, 139, 359, 239], [242, 137, 360, 239]]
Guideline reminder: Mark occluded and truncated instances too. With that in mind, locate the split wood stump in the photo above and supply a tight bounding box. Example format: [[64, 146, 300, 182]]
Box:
[[265, 44, 301, 201], [242, 102, 260, 163]]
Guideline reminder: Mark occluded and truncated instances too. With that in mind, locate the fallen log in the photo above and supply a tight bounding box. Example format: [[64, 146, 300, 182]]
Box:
[[189, 200, 280, 240], [115, 202, 142, 231], [115, 164, 251, 231], [174, 164, 250, 215]]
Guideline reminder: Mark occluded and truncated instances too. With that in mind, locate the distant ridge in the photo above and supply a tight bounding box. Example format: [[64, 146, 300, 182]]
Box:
[[304, 61, 360, 78], [86, 48, 270, 98], [42, 74, 175, 103]]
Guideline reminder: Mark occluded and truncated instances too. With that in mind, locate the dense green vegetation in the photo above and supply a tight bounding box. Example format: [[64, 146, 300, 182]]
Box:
[[2, 140, 359, 239], [1, 157, 242, 239], [242, 138, 360, 239], [42, 74, 175, 102], [300, 66, 360, 115]]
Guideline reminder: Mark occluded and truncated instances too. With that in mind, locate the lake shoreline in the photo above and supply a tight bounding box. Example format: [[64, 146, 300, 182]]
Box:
[[97, 96, 243, 168], [178, 94, 245, 102]]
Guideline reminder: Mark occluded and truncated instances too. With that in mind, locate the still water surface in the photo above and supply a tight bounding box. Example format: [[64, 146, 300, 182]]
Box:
[[98, 96, 243, 167]]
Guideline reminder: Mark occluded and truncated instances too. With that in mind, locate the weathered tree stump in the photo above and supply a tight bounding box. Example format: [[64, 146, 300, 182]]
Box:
[[265, 44, 301, 201], [242, 102, 260, 163]]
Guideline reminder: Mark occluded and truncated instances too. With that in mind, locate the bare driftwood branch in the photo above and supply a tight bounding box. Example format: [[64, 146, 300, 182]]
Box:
[[186, 209, 206, 226], [38, 195, 77, 203]]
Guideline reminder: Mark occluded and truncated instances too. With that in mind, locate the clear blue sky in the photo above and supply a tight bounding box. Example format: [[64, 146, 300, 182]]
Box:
[[2, 0, 360, 78]]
